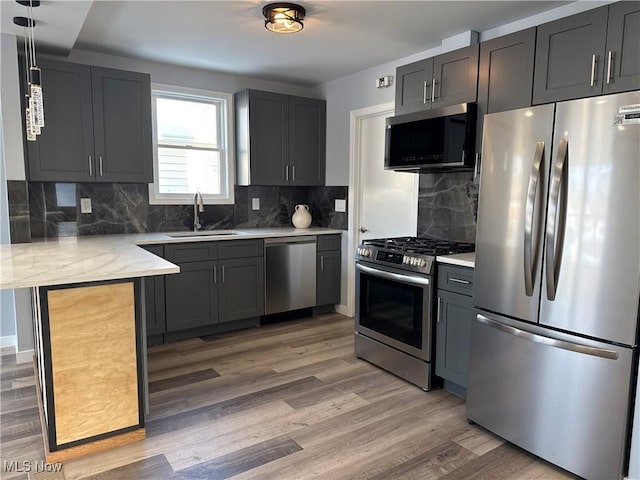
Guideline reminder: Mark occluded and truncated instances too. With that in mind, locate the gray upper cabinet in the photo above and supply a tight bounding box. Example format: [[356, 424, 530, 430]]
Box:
[[394, 45, 478, 115], [532, 6, 635, 104], [478, 28, 536, 116], [91, 67, 153, 183], [25, 60, 94, 182], [289, 96, 326, 186], [236, 89, 326, 186], [432, 44, 479, 107], [394, 59, 432, 115], [24, 59, 153, 183], [477, 28, 536, 151], [603, 1, 640, 95]]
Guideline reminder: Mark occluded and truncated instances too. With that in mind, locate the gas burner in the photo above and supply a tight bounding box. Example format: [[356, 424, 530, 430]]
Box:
[[363, 237, 474, 256]]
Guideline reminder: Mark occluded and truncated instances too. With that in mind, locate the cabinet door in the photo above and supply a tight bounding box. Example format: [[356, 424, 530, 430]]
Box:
[[219, 257, 265, 323], [435, 289, 473, 387], [478, 28, 536, 116], [603, 1, 640, 94], [432, 44, 479, 107], [140, 245, 166, 337], [317, 249, 341, 306], [289, 96, 326, 186], [394, 59, 432, 115], [165, 261, 218, 331], [533, 7, 608, 104], [91, 67, 153, 183], [25, 59, 95, 182], [247, 90, 289, 185]]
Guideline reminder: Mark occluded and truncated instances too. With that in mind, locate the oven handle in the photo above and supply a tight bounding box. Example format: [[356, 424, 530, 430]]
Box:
[[356, 262, 430, 287]]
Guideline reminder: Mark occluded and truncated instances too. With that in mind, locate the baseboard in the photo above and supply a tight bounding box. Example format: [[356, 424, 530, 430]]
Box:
[[0, 335, 16, 349], [16, 349, 35, 364], [335, 304, 351, 317]]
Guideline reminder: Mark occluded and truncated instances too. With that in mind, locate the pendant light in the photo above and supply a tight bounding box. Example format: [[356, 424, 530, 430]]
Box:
[[263, 3, 305, 34], [14, 0, 44, 141]]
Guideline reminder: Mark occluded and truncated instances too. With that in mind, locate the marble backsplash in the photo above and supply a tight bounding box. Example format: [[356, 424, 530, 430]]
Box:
[[7, 181, 348, 242], [417, 172, 478, 243]]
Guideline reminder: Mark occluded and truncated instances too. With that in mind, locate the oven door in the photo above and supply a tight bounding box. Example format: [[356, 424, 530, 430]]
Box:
[[355, 261, 432, 360]]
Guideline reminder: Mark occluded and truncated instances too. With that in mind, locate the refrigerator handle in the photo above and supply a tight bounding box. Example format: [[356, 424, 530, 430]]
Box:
[[476, 314, 618, 360], [524, 141, 545, 296], [545, 138, 569, 301]]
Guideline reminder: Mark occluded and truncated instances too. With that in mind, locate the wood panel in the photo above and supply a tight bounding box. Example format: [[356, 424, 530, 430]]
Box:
[[47, 282, 139, 445]]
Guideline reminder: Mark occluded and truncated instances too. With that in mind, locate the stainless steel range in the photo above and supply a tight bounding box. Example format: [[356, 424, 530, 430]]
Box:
[[354, 237, 474, 390]]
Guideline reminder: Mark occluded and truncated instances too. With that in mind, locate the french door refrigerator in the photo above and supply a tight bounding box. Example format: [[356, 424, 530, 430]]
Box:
[[467, 91, 640, 480]]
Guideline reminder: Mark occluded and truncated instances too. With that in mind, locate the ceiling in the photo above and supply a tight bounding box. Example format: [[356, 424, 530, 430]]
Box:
[[1, 1, 571, 87]]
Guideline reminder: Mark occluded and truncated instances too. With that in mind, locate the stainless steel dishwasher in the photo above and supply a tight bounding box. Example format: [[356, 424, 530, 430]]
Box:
[[265, 236, 317, 314]]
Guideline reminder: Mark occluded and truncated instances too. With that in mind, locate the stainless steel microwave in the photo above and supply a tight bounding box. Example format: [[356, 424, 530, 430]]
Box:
[[384, 102, 477, 172]]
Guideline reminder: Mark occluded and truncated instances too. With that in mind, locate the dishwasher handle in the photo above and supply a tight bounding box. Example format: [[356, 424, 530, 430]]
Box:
[[264, 236, 317, 246]]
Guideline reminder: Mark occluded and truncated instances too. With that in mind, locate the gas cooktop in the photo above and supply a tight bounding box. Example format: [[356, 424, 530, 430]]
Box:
[[355, 237, 474, 274]]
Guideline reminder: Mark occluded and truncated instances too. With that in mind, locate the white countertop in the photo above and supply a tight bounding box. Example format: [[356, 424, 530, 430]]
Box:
[[436, 252, 475, 268], [0, 228, 343, 290]]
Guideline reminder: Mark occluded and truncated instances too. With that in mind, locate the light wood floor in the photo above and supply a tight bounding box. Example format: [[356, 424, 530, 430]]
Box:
[[0, 313, 577, 480]]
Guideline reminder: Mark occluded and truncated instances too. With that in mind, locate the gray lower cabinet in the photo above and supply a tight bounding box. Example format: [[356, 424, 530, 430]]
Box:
[[219, 257, 264, 323], [316, 234, 341, 306], [235, 89, 326, 186], [164, 239, 264, 335], [24, 58, 152, 183], [394, 45, 479, 115], [140, 245, 166, 343], [533, 3, 640, 104], [436, 264, 474, 392], [165, 260, 219, 332]]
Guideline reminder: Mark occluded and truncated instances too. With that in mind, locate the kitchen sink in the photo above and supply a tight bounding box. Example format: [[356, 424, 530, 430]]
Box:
[[165, 230, 237, 238]]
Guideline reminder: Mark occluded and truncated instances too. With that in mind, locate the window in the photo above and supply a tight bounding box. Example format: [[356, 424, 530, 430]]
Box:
[[149, 85, 234, 204]]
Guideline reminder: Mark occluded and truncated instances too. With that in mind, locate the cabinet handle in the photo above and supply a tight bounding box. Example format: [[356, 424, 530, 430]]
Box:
[[431, 78, 437, 103], [285, 165, 289, 182], [292, 165, 295, 182], [99, 156, 104, 176], [321, 255, 324, 272], [590, 54, 597, 87], [606, 50, 613, 85], [88, 155, 93, 176], [423, 81, 428, 104], [473, 152, 481, 180], [213, 266, 217, 284], [437, 296, 442, 323], [450, 278, 470, 285], [222, 265, 225, 283]]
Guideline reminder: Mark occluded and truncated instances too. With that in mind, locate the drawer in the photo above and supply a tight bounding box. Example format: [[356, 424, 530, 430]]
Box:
[[218, 239, 264, 259], [437, 264, 474, 296], [165, 242, 218, 263], [317, 234, 341, 252]]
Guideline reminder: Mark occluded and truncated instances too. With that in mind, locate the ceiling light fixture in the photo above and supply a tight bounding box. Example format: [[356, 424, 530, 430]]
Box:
[[263, 3, 305, 34]]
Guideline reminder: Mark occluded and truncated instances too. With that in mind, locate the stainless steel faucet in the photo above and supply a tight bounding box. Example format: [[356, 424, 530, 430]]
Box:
[[193, 190, 204, 231]]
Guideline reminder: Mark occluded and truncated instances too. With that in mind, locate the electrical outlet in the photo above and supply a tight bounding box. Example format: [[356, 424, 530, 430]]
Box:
[[251, 198, 260, 210], [335, 199, 346, 213], [376, 76, 393, 88], [80, 198, 92, 214]]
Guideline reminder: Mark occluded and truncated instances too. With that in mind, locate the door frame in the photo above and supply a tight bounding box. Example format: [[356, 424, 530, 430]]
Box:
[[343, 101, 397, 317]]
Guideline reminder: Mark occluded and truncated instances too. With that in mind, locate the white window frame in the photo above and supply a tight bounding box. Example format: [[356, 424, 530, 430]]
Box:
[[149, 83, 235, 205]]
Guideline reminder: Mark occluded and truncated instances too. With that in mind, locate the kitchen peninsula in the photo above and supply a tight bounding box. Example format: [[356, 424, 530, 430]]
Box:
[[0, 227, 342, 463]]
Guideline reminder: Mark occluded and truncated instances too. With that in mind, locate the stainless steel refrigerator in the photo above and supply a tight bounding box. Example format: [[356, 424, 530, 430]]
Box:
[[467, 91, 640, 480]]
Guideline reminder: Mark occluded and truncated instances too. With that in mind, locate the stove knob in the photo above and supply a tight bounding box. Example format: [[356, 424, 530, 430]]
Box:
[[411, 257, 418, 266], [357, 248, 362, 255], [365, 249, 371, 257], [403, 256, 409, 264], [419, 259, 426, 267]]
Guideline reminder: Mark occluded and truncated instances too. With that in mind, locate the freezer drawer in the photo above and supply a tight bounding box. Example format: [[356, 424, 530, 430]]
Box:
[[467, 312, 636, 480]]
